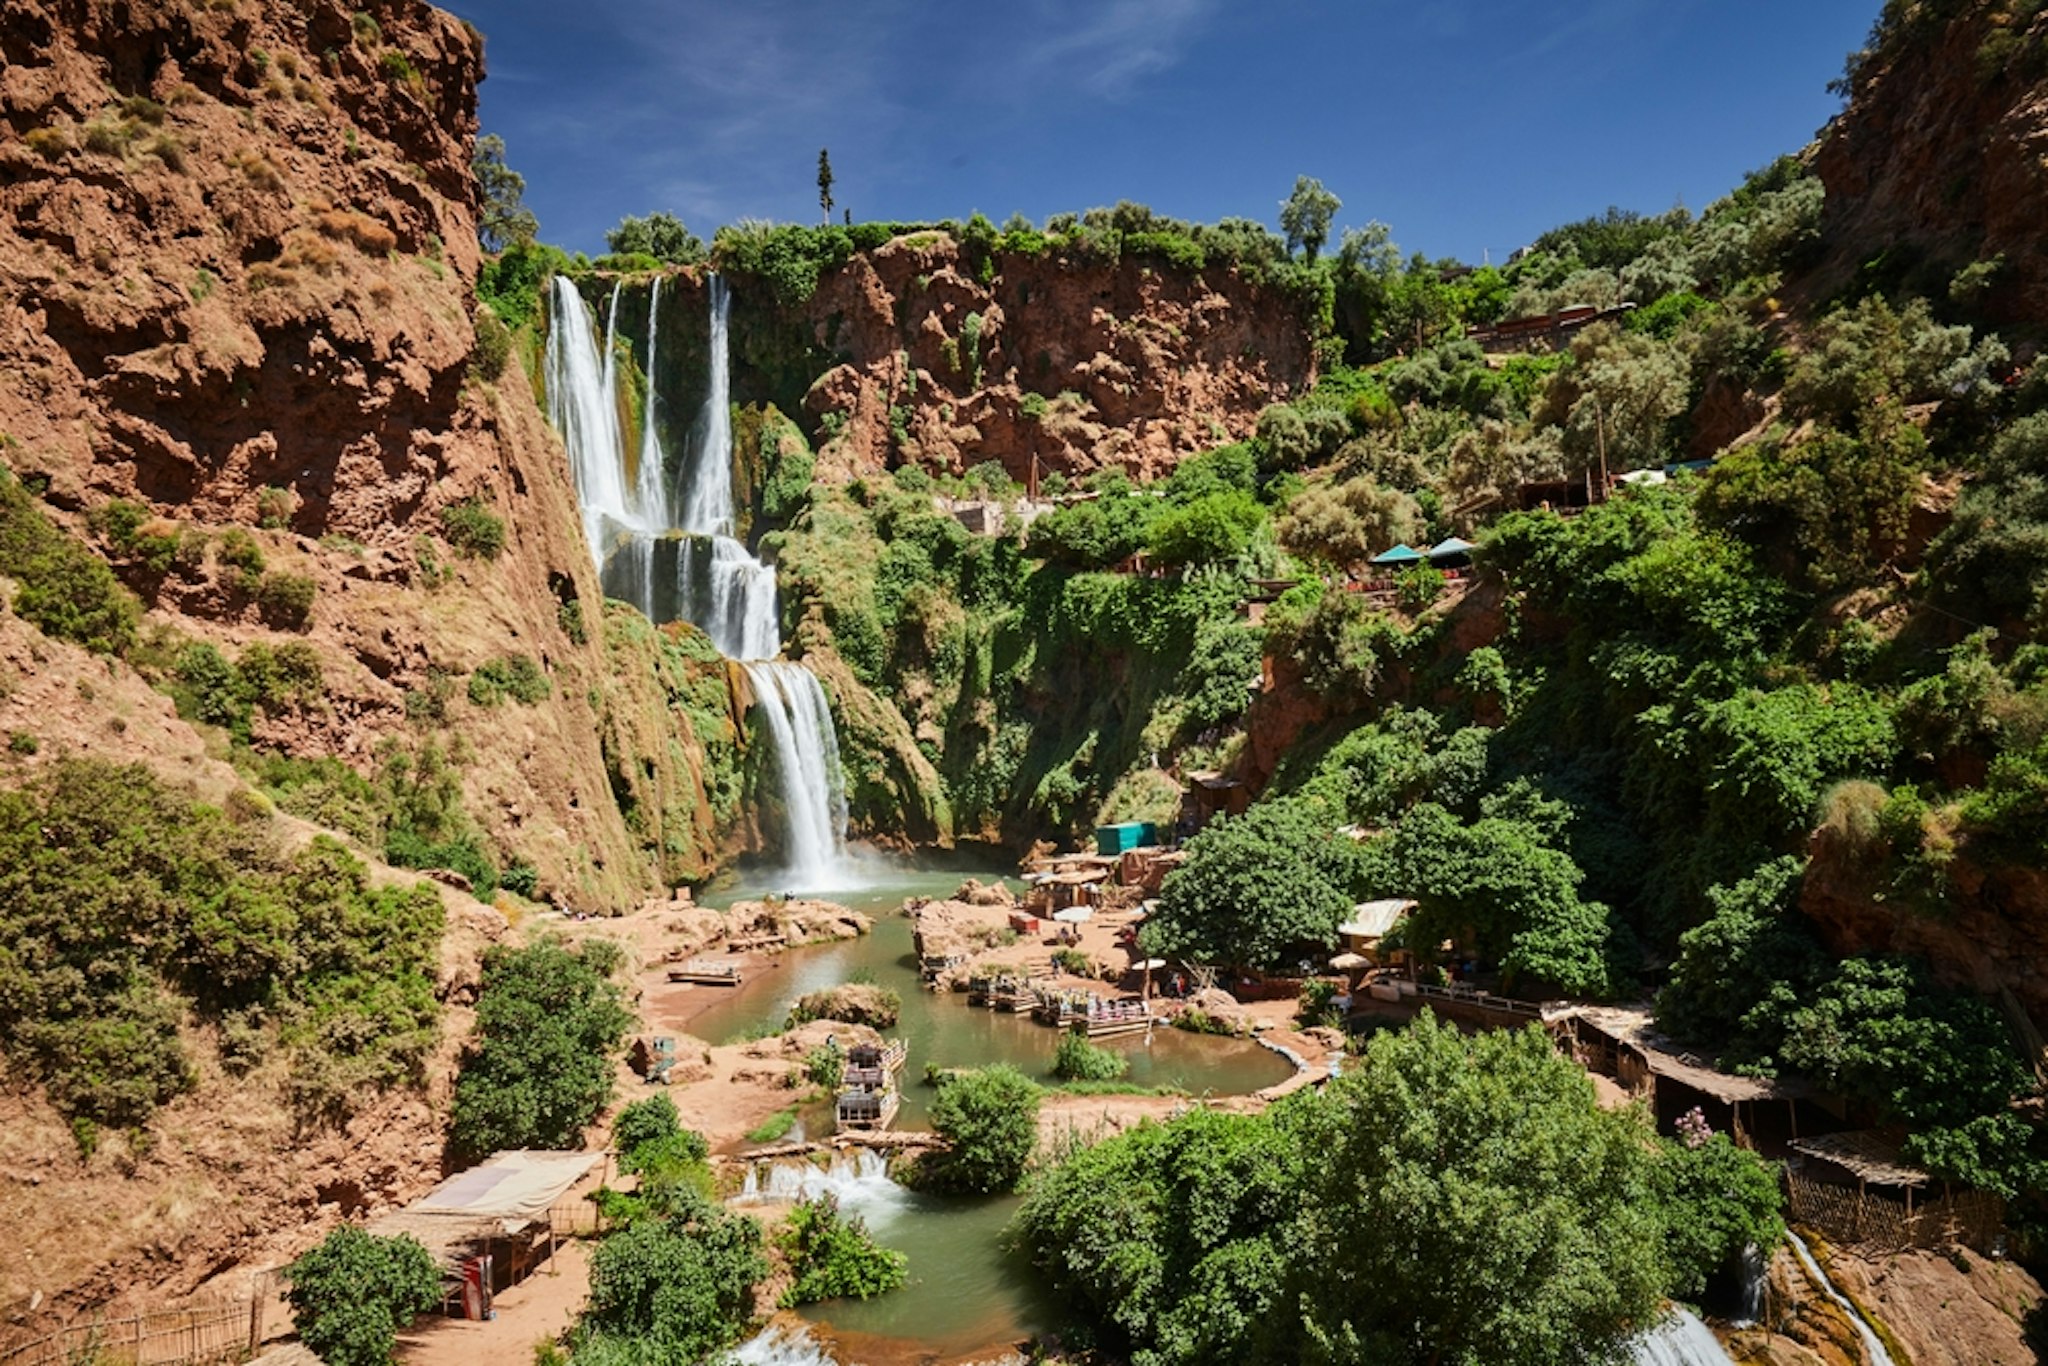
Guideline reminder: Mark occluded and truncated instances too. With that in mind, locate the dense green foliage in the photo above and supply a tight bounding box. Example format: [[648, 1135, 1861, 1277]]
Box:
[[286, 1227, 441, 1366], [1143, 798, 1361, 971], [574, 1188, 768, 1365], [1050, 1030, 1129, 1081], [0, 761, 443, 1131], [775, 1193, 909, 1306], [0, 464, 139, 654], [1018, 1014, 1778, 1366], [447, 939, 632, 1164], [924, 1065, 1041, 1193]]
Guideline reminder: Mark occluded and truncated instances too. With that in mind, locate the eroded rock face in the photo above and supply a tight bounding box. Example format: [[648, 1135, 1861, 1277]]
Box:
[[0, 0, 738, 907], [713, 233, 1316, 483], [1803, 820, 2048, 1022], [1815, 3, 2048, 323]]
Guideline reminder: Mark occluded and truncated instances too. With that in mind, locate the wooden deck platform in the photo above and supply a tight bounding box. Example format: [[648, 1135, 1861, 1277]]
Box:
[[1032, 995, 1154, 1037], [668, 960, 743, 986]]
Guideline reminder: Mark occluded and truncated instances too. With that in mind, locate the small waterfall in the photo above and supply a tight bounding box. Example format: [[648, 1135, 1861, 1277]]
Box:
[[1732, 1242, 1766, 1328], [545, 276, 636, 570], [735, 1151, 906, 1227], [720, 1322, 838, 1366], [1787, 1231, 1897, 1366], [678, 535, 782, 662], [544, 269, 851, 887], [742, 661, 852, 889], [1631, 1309, 1735, 1366], [682, 272, 737, 536], [632, 276, 669, 524]]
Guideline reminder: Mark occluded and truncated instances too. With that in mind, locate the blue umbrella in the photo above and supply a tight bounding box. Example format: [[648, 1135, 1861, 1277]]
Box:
[[1369, 544, 1425, 565]]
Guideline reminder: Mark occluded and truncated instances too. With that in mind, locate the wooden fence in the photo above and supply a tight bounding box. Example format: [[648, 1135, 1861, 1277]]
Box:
[[1786, 1170, 2006, 1255], [0, 1297, 258, 1366]]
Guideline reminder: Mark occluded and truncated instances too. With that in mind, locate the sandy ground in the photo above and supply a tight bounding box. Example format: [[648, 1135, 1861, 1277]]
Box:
[[396, 1240, 592, 1366]]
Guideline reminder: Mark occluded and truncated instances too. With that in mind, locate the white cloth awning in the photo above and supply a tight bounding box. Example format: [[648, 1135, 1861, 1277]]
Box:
[[1053, 907, 1093, 923]]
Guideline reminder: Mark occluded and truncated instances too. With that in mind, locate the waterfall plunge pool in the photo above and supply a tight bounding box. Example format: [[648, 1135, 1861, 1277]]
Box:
[[688, 861, 1293, 1362]]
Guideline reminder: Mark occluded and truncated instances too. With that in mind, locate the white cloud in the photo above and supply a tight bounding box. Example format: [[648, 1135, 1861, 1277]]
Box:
[[1015, 0, 1220, 99]]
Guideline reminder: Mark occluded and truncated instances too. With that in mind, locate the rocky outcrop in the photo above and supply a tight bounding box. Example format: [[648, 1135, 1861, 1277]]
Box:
[[1815, 1, 2048, 322], [0, 0, 738, 909], [603, 238, 1315, 491], [1804, 820, 2048, 1025]]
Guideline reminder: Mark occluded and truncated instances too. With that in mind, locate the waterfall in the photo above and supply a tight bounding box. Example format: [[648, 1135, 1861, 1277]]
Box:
[[720, 1322, 838, 1366], [742, 661, 852, 890], [1630, 1309, 1736, 1366], [633, 276, 669, 525], [1787, 1231, 1897, 1366], [545, 277, 636, 575], [544, 270, 852, 888], [735, 1151, 906, 1227], [681, 272, 737, 536]]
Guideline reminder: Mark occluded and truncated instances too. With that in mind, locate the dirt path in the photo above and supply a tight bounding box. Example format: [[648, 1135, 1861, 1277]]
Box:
[[396, 1239, 591, 1365]]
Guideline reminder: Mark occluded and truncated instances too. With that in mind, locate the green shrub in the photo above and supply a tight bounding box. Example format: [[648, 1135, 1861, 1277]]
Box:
[[7, 731, 37, 755], [0, 466, 140, 654], [448, 939, 632, 1164], [467, 653, 549, 707], [776, 1194, 909, 1306], [256, 486, 296, 529], [498, 860, 537, 897], [924, 1064, 1040, 1193], [575, 1192, 767, 1361], [0, 764, 442, 1130], [440, 498, 505, 559], [1050, 1030, 1127, 1082], [255, 571, 316, 628], [469, 307, 512, 383], [286, 1227, 442, 1366], [804, 1043, 845, 1089], [218, 527, 266, 581]]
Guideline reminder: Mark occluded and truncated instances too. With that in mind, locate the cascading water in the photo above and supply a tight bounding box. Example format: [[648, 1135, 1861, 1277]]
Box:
[[735, 1151, 906, 1226], [1630, 1309, 1736, 1366], [545, 270, 851, 886], [1787, 1231, 1898, 1366], [719, 1323, 837, 1366]]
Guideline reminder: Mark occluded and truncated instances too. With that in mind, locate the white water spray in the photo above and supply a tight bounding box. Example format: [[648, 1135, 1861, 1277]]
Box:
[[719, 1322, 838, 1366], [1630, 1309, 1736, 1366], [544, 271, 852, 886], [735, 1151, 906, 1227]]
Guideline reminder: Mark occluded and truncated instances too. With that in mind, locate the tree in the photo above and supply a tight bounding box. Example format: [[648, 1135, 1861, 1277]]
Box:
[[1658, 1128, 1784, 1300], [576, 1189, 768, 1362], [925, 1065, 1041, 1193], [818, 147, 835, 224], [603, 212, 704, 264], [447, 939, 632, 1164], [285, 1227, 441, 1366], [1279, 175, 1341, 263], [1143, 797, 1360, 971], [471, 133, 537, 253], [1296, 1014, 1669, 1366], [776, 1193, 909, 1306], [1015, 1106, 1312, 1366], [1368, 801, 1615, 997]]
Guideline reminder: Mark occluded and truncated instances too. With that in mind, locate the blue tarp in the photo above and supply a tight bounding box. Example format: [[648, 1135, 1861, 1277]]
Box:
[[1426, 537, 1476, 562]]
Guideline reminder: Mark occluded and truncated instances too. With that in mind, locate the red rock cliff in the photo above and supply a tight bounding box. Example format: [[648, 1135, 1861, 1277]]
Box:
[[0, 0, 736, 911], [1815, 1, 2048, 321]]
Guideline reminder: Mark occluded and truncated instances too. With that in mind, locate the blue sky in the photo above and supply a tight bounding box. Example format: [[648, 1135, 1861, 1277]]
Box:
[[451, 0, 1878, 265]]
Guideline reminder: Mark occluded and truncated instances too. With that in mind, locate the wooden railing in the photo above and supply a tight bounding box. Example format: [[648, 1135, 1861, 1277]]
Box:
[[1, 1298, 258, 1366]]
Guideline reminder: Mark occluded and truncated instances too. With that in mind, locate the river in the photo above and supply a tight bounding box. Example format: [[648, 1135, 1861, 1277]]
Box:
[[697, 859, 1292, 1361]]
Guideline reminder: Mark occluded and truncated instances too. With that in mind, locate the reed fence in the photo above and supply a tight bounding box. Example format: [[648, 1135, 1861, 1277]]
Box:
[[1785, 1170, 2005, 1255], [0, 1297, 257, 1366]]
